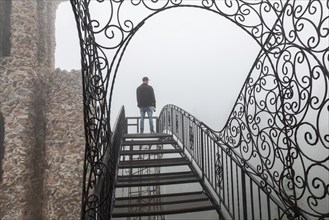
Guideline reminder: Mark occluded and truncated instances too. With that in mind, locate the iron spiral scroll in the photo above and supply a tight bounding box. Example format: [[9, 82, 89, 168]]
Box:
[[69, 0, 328, 219]]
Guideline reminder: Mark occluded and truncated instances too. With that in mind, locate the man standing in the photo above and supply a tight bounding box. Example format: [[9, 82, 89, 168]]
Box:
[[136, 76, 156, 133]]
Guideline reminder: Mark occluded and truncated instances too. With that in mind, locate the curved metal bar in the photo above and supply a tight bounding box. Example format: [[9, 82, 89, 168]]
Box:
[[69, 0, 328, 219], [158, 104, 326, 220]]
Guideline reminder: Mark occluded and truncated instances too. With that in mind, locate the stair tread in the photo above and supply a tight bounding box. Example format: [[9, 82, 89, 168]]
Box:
[[120, 148, 182, 155], [112, 191, 215, 217], [123, 133, 171, 139], [122, 139, 176, 146], [116, 171, 200, 187], [118, 157, 190, 168]]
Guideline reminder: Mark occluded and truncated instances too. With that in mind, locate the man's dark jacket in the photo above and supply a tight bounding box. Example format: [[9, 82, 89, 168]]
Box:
[[136, 83, 156, 108]]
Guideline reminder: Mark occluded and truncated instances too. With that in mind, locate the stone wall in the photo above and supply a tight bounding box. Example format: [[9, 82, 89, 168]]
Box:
[[44, 69, 84, 220], [0, 1, 85, 219], [0, 1, 41, 216], [0, 111, 4, 182]]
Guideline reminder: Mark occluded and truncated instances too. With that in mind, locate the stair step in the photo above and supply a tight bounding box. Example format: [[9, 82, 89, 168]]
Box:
[[118, 157, 190, 168], [120, 148, 182, 155], [123, 133, 171, 139], [112, 191, 216, 217], [122, 139, 177, 146], [116, 171, 200, 187]]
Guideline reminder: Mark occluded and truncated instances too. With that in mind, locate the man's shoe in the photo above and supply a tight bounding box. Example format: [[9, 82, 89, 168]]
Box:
[[140, 129, 144, 134], [150, 130, 155, 133]]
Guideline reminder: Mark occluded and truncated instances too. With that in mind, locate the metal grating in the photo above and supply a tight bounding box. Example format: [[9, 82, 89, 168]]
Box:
[[113, 192, 216, 217], [120, 148, 183, 155], [118, 157, 190, 168], [116, 171, 200, 187], [122, 139, 177, 146]]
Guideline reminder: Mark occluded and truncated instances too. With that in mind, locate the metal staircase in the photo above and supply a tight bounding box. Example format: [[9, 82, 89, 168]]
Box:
[[112, 132, 219, 218], [71, 1, 329, 219]]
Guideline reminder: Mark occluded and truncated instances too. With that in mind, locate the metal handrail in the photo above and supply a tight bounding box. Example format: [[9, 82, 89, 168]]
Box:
[[82, 106, 126, 219], [159, 104, 305, 220], [69, 1, 329, 219], [125, 116, 159, 133]]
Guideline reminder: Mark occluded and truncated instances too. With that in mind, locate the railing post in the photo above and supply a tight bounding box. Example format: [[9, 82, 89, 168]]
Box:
[[181, 113, 185, 152], [241, 170, 248, 220], [166, 108, 169, 134], [171, 108, 174, 135], [124, 118, 128, 134], [201, 129, 205, 181]]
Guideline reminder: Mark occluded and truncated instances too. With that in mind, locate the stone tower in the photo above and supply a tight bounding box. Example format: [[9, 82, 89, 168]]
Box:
[[0, 1, 84, 219]]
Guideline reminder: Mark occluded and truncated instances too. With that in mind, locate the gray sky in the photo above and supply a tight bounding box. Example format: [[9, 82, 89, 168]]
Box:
[[55, 5, 259, 219], [55, 2, 260, 130]]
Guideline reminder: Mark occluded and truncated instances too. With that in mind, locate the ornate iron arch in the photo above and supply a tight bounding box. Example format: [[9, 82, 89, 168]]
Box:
[[69, 0, 328, 219]]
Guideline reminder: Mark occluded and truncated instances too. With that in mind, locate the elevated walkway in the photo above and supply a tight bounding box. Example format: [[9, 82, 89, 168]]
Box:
[[112, 132, 219, 218]]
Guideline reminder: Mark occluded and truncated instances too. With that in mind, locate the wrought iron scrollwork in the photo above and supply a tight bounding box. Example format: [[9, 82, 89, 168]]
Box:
[[167, 109, 171, 127], [189, 124, 194, 150], [175, 114, 179, 134], [217, 1, 329, 218], [70, 0, 328, 219], [215, 153, 223, 190]]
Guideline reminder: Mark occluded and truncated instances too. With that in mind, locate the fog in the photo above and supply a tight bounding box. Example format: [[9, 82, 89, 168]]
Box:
[[55, 2, 260, 130], [55, 2, 328, 219]]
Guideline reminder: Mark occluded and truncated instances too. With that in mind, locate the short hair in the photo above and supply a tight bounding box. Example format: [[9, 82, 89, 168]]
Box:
[[142, 76, 149, 82]]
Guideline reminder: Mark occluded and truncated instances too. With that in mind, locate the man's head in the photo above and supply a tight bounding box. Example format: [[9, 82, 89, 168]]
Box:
[[142, 76, 149, 84]]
